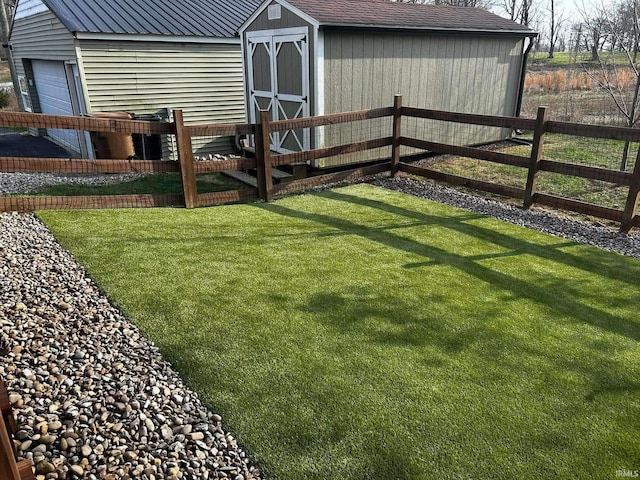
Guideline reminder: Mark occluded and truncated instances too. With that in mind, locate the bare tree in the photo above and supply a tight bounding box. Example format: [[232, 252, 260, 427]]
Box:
[[579, 0, 640, 169], [547, 0, 566, 58], [502, 0, 538, 25], [578, 2, 610, 61], [613, 0, 640, 56]]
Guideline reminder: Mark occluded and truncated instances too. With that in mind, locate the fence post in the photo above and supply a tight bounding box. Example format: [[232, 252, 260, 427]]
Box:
[[0, 413, 22, 480], [255, 110, 273, 202], [391, 94, 403, 177], [523, 106, 548, 209], [174, 109, 198, 209], [620, 148, 640, 233], [1, 379, 35, 480]]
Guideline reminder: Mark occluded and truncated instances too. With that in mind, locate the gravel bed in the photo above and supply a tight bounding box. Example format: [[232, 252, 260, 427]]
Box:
[[0, 173, 145, 195], [0, 212, 262, 480], [371, 176, 640, 258]]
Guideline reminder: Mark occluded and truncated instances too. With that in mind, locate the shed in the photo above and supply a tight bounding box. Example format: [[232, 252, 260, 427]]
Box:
[[9, 0, 260, 159], [239, 0, 535, 168]]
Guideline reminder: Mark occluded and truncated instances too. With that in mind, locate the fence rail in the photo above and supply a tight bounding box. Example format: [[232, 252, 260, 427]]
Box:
[[269, 107, 394, 131], [1, 96, 639, 232], [0, 111, 174, 134], [546, 120, 640, 142], [395, 101, 640, 232], [400, 106, 536, 131], [0, 157, 181, 174], [271, 138, 394, 167]]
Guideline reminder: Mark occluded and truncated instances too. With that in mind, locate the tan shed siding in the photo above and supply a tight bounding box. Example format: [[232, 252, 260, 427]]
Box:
[[321, 32, 524, 167], [10, 10, 76, 61], [80, 40, 245, 157]]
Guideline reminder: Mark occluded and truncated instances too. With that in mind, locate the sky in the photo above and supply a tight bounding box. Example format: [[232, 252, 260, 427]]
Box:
[[493, 0, 617, 27], [492, 0, 621, 44]]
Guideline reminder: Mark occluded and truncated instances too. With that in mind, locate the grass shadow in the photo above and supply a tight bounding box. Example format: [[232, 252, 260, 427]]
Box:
[[255, 193, 640, 343], [318, 189, 640, 286]]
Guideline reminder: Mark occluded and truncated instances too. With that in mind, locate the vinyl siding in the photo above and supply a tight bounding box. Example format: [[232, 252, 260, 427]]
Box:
[[321, 32, 524, 167], [10, 10, 76, 62], [80, 40, 245, 157]]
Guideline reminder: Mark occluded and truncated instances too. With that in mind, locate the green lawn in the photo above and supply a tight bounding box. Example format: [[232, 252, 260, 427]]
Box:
[[39, 184, 640, 480], [528, 50, 633, 66], [430, 134, 636, 209], [529, 51, 579, 65], [31, 172, 240, 196]]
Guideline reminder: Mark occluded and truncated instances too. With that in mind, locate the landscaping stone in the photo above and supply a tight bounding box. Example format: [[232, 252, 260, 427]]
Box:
[[0, 212, 262, 479], [69, 465, 84, 476], [372, 177, 640, 258], [0, 172, 144, 195]]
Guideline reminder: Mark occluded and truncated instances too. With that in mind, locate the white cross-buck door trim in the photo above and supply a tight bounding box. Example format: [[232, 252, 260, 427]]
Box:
[[247, 27, 310, 153]]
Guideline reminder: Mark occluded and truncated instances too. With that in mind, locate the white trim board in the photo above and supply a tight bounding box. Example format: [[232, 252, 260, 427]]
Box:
[[74, 32, 240, 45]]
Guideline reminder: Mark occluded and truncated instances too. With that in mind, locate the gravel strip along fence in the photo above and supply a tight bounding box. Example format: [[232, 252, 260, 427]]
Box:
[[0, 212, 262, 480], [0, 173, 145, 195], [371, 176, 640, 258]]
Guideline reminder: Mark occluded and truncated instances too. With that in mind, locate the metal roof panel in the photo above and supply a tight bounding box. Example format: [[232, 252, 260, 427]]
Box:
[[43, 0, 261, 38]]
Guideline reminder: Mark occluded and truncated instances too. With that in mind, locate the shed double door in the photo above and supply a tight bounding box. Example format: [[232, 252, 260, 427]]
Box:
[[247, 28, 310, 153]]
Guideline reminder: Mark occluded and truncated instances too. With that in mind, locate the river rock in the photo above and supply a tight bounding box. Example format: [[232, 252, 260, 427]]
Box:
[[1, 212, 263, 480]]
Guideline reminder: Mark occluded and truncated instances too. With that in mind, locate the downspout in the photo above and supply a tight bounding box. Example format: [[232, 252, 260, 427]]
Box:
[[515, 34, 536, 118]]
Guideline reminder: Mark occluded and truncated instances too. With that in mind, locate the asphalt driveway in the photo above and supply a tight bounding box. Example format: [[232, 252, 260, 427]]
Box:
[[0, 129, 72, 158]]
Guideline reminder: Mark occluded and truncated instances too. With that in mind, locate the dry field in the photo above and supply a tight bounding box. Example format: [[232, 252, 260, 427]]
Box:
[[522, 57, 638, 125]]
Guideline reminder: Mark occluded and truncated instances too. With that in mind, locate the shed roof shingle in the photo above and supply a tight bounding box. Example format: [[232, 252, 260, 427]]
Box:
[[43, 0, 261, 38], [285, 0, 533, 34]]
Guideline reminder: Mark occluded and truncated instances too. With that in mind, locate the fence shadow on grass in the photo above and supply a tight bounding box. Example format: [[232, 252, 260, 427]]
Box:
[[256, 198, 640, 344], [255, 198, 640, 415], [317, 190, 640, 289], [300, 286, 505, 354]]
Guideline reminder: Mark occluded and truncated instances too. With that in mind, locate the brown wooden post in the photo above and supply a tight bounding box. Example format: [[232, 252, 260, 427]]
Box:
[[391, 94, 402, 177], [17, 460, 35, 480], [0, 381, 17, 442], [620, 147, 640, 233], [255, 110, 273, 202], [0, 411, 21, 480], [0, 379, 35, 480], [0, 394, 35, 480], [523, 106, 548, 209], [174, 109, 198, 209]]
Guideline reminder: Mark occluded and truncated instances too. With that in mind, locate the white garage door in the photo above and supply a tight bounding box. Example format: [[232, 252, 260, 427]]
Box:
[[32, 60, 81, 153]]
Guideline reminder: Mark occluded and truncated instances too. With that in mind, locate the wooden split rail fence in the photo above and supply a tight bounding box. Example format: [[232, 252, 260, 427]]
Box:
[[393, 100, 640, 233], [0, 110, 258, 211], [1, 96, 639, 232], [1, 379, 35, 480]]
